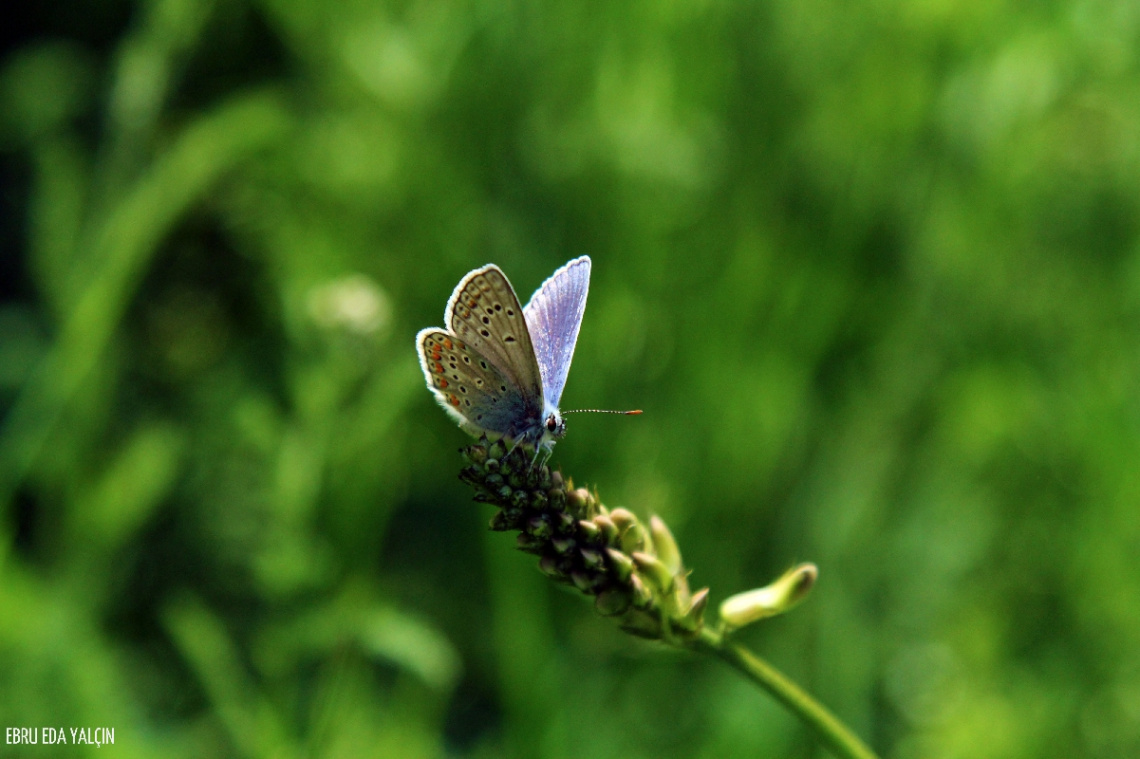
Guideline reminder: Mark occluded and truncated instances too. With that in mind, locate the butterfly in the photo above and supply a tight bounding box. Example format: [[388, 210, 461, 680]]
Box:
[[417, 256, 636, 456]]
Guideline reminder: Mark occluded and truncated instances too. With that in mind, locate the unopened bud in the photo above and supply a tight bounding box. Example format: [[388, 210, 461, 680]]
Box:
[[526, 515, 553, 539], [551, 536, 576, 555], [464, 445, 488, 466], [580, 548, 605, 570], [675, 587, 710, 632], [489, 511, 518, 531], [620, 522, 649, 555], [608, 508, 636, 532], [649, 516, 682, 574], [719, 563, 818, 629], [592, 515, 619, 543], [578, 520, 601, 541], [627, 574, 654, 608], [632, 551, 674, 595], [567, 488, 590, 514], [605, 549, 635, 582]]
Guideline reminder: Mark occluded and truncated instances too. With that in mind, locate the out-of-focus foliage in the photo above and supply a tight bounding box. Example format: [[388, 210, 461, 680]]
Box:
[[2, 0, 1140, 757]]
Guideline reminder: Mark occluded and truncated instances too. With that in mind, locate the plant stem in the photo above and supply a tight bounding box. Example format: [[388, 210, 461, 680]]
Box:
[[695, 628, 880, 759]]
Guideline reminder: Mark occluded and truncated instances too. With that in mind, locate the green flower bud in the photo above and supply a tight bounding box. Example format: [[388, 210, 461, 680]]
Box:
[[649, 515, 682, 575], [529, 469, 543, 489], [578, 519, 601, 541], [463, 444, 488, 466], [554, 511, 576, 532], [580, 548, 605, 571], [605, 549, 635, 582], [620, 522, 649, 555], [608, 508, 636, 532], [490, 511, 518, 531], [551, 536, 576, 555], [627, 573, 654, 608], [675, 587, 709, 632], [632, 551, 674, 595], [567, 488, 587, 511], [719, 563, 818, 629], [527, 515, 553, 539], [670, 572, 692, 614], [454, 444, 719, 646], [593, 515, 619, 544]]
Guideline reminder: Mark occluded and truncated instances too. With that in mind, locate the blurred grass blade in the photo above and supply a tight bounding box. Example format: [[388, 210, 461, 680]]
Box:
[[163, 595, 293, 759], [68, 422, 185, 555], [28, 139, 88, 318], [359, 606, 463, 694], [0, 91, 291, 545]]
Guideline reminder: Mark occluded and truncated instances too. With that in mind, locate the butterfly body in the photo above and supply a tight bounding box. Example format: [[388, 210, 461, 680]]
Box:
[[416, 257, 591, 453]]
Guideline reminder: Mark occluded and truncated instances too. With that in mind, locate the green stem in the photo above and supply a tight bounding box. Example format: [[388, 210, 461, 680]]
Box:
[[694, 628, 880, 759]]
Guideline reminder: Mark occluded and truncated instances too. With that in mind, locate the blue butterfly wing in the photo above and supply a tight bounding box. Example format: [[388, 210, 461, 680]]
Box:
[[523, 256, 591, 409], [445, 264, 544, 403], [416, 328, 542, 437]]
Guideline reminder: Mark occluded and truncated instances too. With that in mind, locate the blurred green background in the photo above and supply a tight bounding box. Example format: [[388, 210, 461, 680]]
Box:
[[2, 0, 1140, 757]]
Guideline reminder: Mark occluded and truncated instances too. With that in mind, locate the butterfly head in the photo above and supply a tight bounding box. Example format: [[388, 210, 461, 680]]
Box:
[[543, 409, 566, 440]]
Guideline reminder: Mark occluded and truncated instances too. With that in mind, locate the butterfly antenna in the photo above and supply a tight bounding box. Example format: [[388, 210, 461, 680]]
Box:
[[562, 409, 643, 415]]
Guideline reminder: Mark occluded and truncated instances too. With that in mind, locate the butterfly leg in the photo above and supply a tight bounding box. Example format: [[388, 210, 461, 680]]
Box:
[[532, 441, 558, 470], [503, 434, 525, 461]]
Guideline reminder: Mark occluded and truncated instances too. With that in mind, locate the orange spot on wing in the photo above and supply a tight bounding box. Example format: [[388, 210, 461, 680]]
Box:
[[448, 394, 460, 406], [442, 338, 453, 350], [433, 362, 444, 373], [438, 379, 448, 388]]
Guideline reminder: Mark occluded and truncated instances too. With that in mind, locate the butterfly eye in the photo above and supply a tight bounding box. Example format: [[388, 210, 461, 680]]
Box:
[[545, 414, 558, 432]]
